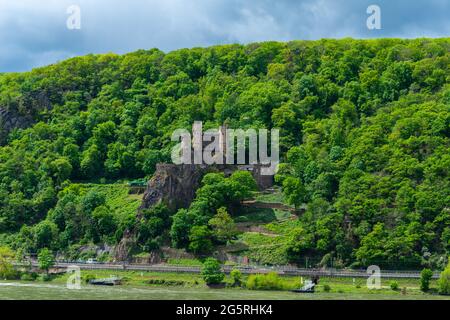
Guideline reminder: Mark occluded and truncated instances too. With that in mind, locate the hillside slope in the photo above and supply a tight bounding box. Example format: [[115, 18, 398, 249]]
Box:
[[0, 38, 448, 268]]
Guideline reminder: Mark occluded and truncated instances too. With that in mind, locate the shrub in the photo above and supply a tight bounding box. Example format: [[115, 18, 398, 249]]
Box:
[[167, 258, 202, 266], [188, 226, 213, 255], [389, 281, 399, 291], [20, 272, 38, 281], [39, 274, 52, 282], [230, 269, 242, 286], [201, 258, 224, 285], [37, 248, 54, 274], [83, 274, 96, 284], [323, 284, 331, 292], [438, 261, 450, 295], [246, 272, 285, 290], [97, 252, 111, 263], [0, 246, 15, 279], [147, 279, 186, 286], [420, 268, 433, 292], [208, 207, 238, 243]]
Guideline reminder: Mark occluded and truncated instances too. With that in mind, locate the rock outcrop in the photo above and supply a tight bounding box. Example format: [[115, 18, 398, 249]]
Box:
[[113, 230, 136, 262], [140, 163, 274, 212], [114, 163, 274, 260], [140, 164, 219, 212], [0, 107, 32, 144]]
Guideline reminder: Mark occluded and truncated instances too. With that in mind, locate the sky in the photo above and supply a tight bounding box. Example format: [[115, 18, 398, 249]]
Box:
[[0, 0, 449, 72]]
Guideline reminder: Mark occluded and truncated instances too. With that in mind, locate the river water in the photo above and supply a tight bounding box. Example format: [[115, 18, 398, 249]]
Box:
[[1, 281, 448, 300], [0, 281, 305, 300]]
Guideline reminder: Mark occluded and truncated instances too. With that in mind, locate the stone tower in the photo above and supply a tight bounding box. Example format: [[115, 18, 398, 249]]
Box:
[[218, 123, 227, 164]]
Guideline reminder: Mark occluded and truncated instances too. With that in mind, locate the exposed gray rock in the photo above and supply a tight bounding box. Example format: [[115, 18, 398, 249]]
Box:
[[140, 163, 274, 212], [140, 164, 219, 212], [115, 163, 274, 261], [0, 107, 32, 144]]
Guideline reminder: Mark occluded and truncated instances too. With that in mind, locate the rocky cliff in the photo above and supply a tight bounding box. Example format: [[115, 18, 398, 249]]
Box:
[[0, 107, 32, 144], [140, 163, 219, 212], [113, 163, 273, 260], [140, 163, 274, 212]]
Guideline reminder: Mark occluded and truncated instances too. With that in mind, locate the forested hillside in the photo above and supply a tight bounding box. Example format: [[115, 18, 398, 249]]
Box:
[[0, 38, 448, 268]]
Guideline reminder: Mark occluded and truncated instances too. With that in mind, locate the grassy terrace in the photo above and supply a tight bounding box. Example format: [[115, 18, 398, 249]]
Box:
[[228, 188, 300, 265]]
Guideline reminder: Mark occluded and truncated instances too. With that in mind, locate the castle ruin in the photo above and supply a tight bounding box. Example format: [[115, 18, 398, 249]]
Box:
[[140, 123, 275, 212]]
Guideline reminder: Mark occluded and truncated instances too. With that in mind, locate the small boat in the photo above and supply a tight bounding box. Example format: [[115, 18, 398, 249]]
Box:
[[88, 277, 122, 286]]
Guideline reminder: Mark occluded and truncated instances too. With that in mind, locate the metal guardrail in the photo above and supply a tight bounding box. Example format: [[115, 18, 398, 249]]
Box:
[[28, 262, 440, 279]]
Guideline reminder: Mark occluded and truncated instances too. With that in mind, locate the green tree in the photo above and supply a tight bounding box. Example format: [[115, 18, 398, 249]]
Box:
[[355, 223, 388, 266], [50, 158, 73, 183], [208, 207, 238, 243], [201, 258, 224, 285], [420, 268, 433, 292], [92, 206, 116, 237], [170, 209, 195, 248], [34, 220, 59, 250], [230, 268, 242, 287], [37, 248, 54, 275], [80, 145, 103, 178], [282, 177, 306, 209], [188, 226, 213, 255], [228, 171, 258, 200], [0, 246, 15, 279], [438, 260, 450, 295]]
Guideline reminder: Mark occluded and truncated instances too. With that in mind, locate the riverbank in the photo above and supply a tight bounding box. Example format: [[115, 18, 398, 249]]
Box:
[[3, 269, 448, 300], [1, 280, 450, 300]]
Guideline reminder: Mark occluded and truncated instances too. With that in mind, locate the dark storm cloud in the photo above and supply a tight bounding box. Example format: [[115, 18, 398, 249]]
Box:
[[0, 0, 448, 72]]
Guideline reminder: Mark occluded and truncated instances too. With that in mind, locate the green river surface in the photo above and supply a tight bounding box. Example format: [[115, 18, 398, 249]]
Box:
[[1, 281, 450, 300]]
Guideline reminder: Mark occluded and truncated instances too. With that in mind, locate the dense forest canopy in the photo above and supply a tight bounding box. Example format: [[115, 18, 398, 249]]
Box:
[[0, 38, 448, 268]]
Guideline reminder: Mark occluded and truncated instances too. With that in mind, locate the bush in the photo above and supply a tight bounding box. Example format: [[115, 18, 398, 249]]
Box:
[[83, 274, 96, 284], [147, 279, 186, 286], [246, 272, 285, 290], [37, 248, 54, 274], [420, 268, 433, 292], [96, 252, 111, 263], [438, 261, 450, 295], [39, 274, 52, 282], [323, 284, 331, 292], [167, 258, 202, 266], [20, 272, 38, 281], [0, 246, 16, 279], [188, 226, 213, 255], [389, 281, 399, 291], [230, 269, 242, 286], [201, 258, 224, 285]]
